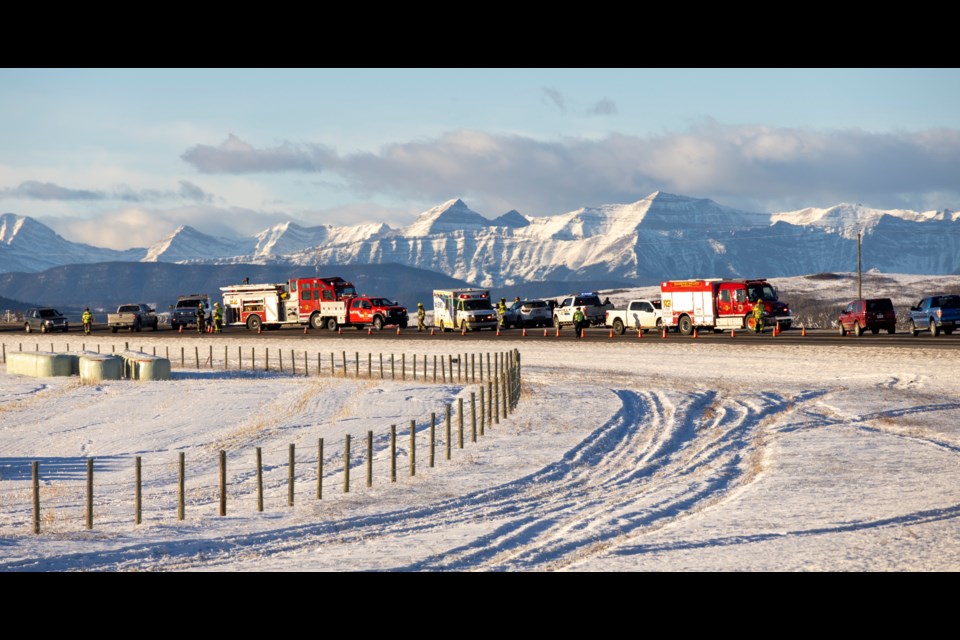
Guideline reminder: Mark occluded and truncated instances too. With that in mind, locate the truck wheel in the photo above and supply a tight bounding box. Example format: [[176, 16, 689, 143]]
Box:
[[838, 320, 846, 337], [310, 313, 324, 330], [553, 316, 561, 330], [910, 320, 919, 337], [41, 324, 48, 334], [930, 319, 940, 337], [24, 323, 31, 333], [678, 315, 693, 336], [246, 315, 262, 332], [152, 319, 158, 331], [372, 315, 384, 331], [111, 326, 118, 334], [854, 321, 863, 337], [326, 317, 338, 332], [612, 318, 625, 335]]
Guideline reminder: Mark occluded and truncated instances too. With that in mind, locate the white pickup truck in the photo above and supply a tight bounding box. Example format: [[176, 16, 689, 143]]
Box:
[[107, 303, 158, 333], [605, 299, 663, 334]]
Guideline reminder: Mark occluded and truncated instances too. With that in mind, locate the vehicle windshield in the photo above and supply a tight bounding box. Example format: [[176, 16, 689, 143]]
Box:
[[522, 300, 547, 308], [176, 300, 206, 309], [369, 298, 396, 307], [461, 299, 493, 311], [336, 285, 357, 297], [38, 309, 61, 318], [747, 285, 778, 301]]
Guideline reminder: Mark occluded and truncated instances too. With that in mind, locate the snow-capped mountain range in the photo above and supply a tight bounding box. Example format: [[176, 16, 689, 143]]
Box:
[[3, 192, 959, 284]]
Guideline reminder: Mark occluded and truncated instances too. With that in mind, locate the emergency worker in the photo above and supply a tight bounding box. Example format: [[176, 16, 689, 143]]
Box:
[[417, 302, 426, 332], [752, 299, 765, 334], [82, 307, 93, 335], [573, 306, 586, 338], [213, 302, 223, 333], [196, 302, 206, 334]]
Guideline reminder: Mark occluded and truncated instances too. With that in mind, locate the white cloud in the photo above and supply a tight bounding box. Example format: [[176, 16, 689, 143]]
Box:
[[182, 134, 320, 173]]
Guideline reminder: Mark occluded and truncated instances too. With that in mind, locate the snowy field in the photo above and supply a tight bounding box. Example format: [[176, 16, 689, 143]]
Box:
[[1, 332, 959, 571]]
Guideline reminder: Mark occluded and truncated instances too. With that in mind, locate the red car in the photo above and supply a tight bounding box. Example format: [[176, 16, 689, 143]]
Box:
[[837, 298, 896, 336]]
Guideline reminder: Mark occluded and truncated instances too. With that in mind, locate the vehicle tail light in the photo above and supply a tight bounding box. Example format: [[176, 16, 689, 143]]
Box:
[[937, 309, 942, 318]]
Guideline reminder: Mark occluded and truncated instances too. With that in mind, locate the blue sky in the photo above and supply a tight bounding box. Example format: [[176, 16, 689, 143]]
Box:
[[2, 68, 959, 249]]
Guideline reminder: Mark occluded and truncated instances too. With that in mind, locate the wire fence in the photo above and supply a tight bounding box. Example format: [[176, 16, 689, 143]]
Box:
[[0, 349, 523, 535]]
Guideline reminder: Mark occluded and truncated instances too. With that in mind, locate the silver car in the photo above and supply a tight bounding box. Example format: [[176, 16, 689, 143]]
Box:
[[503, 299, 553, 328]]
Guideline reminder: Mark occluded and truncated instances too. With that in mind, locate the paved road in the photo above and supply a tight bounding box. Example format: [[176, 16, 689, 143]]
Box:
[[2, 322, 957, 349]]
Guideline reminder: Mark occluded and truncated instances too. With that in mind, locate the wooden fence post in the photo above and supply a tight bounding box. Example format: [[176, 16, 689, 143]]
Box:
[[480, 386, 486, 436], [330, 352, 334, 376], [342, 351, 346, 377], [503, 374, 509, 418], [181, 346, 184, 368], [410, 419, 416, 477], [368, 353, 372, 378], [288, 444, 295, 506], [391, 353, 395, 380], [86, 458, 93, 530], [441, 355, 447, 383], [458, 398, 464, 449], [279, 349, 284, 373], [195, 346, 200, 370], [135, 456, 142, 525], [355, 351, 359, 378], [317, 438, 323, 500], [178, 452, 185, 521], [433, 355, 437, 382], [256, 447, 264, 512], [471, 392, 477, 443], [445, 404, 452, 460], [429, 412, 436, 468], [290, 349, 295, 375], [367, 430, 373, 488], [390, 425, 397, 482], [494, 377, 500, 424], [266, 347, 270, 371], [219, 450, 226, 516], [344, 434, 351, 493], [224, 345, 228, 370], [32, 461, 39, 534], [379, 353, 384, 379], [239, 346, 242, 370]]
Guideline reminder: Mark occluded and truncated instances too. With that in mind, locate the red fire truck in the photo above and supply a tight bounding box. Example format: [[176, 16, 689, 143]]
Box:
[[660, 278, 792, 335], [221, 276, 358, 331]]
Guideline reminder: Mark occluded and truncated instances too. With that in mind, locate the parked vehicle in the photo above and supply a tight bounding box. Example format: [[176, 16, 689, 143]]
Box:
[[908, 294, 960, 336], [433, 289, 497, 332], [553, 292, 606, 329], [503, 299, 552, 328], [837, 298, 896, 336], [170, 294, 212, 331], [605, 299, 663, 334], [107, 304, 158, 333], [221, 276, 357, 331], [345, 296, 408, 330], [660, 278, 792, 335], [24, 307, 69, 333]]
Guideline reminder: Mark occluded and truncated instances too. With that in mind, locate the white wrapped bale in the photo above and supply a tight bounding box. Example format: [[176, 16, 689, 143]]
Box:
[[5, 351, 73, 377], [79, 354, 123, 383], [120, 350, 171, 381]]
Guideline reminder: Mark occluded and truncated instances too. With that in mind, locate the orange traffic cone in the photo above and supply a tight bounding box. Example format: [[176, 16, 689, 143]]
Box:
[[774, 322, 781, 336], [637, 328, 643, 339], [396, 326, 401, 335], [430, 328, 435, 336], [692, 327, 699, 338], [609, 329, 614, 338], [522, 327, 527, 337], [257, 324, 261, 334], [556, 327, 561, 338], [801, 325, 807, 337], [178, 325, 183, 334], [496, 327, 501, 336], [304, 326, 308, 334], [543, 329, 548, 337], [367, 327, 372, 335], [731, 328, 736, 338], [661, 326, 667, 339], [338, 327, 342, 335], [461, 327, 466, 336]]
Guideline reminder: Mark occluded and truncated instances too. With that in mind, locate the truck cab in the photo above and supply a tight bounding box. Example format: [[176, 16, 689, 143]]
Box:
[[433, 289, 497, 332]]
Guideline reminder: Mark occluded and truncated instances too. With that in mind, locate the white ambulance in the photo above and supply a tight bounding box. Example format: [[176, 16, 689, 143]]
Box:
[[432, 289, 498, 332]]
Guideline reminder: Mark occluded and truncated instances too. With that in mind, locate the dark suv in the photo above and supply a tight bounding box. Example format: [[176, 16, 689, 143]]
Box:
[[837, 298, 896, 336], [24, 307, 70, 333]]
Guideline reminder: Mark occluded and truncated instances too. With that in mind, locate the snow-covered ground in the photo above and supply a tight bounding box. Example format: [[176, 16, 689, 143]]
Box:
[[1, 332, 958, 571]]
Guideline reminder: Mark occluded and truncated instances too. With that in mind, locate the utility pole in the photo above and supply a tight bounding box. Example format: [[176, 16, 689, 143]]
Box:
[[857, 230, 862, 300]]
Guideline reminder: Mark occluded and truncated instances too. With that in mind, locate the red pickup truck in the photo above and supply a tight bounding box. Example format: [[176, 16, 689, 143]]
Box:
[[345, 297, 408, 330]]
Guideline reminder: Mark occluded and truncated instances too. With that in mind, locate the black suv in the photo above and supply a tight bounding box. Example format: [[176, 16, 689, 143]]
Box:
[[24, 308, 69, 333]]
